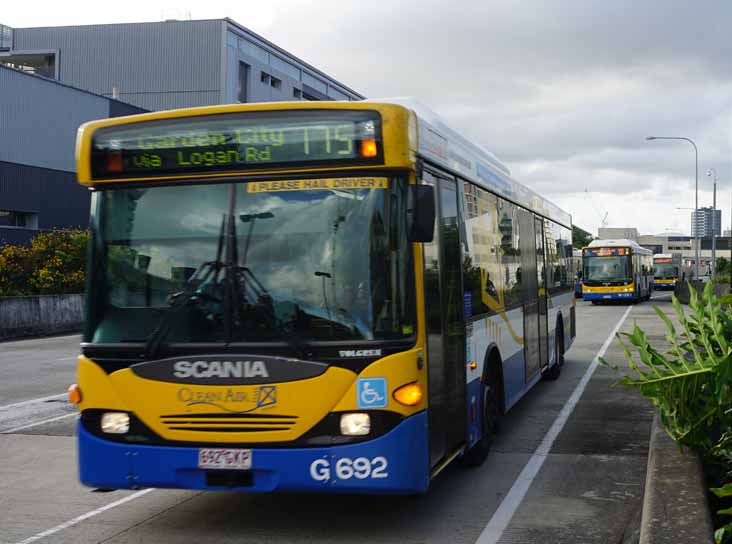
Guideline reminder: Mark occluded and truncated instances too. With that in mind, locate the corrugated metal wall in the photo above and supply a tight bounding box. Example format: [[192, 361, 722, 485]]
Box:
[[0, 161, 89, 245], [0, 65, 111, 172], [14, 20, 223, 111]]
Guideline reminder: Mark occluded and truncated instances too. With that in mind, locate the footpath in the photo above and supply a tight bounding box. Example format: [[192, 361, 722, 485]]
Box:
[[495, 295, 712, 543]]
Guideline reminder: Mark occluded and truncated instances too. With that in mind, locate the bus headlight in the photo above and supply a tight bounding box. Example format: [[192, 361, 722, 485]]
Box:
[[340, 413, 371, 436], [101, 412, 130, 434]]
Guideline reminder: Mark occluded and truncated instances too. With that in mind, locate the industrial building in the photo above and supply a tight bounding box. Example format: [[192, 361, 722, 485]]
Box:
[[1, 18, 363, 111], [0, 64, 144, 245], [0, 19, 363, 245]]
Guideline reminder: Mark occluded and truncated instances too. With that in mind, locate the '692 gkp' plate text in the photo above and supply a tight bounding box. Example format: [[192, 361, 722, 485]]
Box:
[[198, 448, 252, 470]]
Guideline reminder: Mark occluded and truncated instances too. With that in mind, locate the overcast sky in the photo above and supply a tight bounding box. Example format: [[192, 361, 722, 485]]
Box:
[[5, 0, 731, 236]]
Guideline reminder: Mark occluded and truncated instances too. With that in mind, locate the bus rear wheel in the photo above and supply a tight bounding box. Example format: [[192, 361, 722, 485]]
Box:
[[460, 371, 501, 468], [543, 328, 563, 380]]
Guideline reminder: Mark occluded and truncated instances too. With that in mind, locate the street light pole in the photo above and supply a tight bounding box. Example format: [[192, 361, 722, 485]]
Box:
[[708, 168, 718, 277], [646, 136, 699, 280]]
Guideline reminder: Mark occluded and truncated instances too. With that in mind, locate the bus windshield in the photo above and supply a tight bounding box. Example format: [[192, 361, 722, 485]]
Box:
[[86, 175, 415, 346], [653, 263, 677, 279], [583, 255, 631, 284]]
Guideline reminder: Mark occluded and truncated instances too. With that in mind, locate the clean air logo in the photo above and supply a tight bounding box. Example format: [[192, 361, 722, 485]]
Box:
[[339, 349, 382, 358], [173, 360, 269, 379]]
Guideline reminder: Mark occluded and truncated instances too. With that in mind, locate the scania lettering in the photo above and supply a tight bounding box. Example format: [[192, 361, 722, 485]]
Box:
[[173, 360, 269, 379], [71, 100, 576, 494]]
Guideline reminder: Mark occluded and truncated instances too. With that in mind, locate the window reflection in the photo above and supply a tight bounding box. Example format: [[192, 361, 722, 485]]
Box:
[[90, 177, 414, 344]]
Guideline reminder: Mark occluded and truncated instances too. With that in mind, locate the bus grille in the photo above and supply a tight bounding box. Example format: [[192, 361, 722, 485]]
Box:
[[159, 413, 298, 433]]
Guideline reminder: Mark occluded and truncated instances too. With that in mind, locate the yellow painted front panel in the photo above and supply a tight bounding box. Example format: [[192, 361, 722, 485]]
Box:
[[105, 365, 356, 443], [332, 348, 427, 416], [582, 283, 635, 294]]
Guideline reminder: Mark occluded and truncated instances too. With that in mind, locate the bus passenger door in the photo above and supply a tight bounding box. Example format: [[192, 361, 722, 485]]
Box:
[[422, 171, 467, 468], [535, 217, 549, 370], [519, 210, 541, 379]]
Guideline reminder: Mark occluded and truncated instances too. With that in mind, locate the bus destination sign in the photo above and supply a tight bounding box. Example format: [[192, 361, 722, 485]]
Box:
[[585, 247, 629, 257], [90, 110, 382, 179]]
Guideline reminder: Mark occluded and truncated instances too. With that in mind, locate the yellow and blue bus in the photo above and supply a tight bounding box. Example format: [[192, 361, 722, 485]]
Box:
[[582, 239, 653, 304], [652, 253, 680, 290], [70, 99, 575, 494]]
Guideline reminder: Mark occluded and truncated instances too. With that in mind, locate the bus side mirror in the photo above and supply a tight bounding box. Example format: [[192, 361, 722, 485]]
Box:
[[407, 184, 435, 243]]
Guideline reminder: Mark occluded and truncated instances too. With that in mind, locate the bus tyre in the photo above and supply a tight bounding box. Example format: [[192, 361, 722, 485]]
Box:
[[460, 373, 500, 468], [543, 330, 563, 380]]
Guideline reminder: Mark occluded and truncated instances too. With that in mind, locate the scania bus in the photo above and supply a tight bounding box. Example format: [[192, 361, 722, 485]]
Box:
[[652, 253, 680, 290], [70, 99, 575, 494], [582, 239, 653, 304]]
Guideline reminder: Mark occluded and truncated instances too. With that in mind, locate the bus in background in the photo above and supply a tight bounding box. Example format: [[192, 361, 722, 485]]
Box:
[[653, 253, 681, 290], [582, 239, 653, 304], [69, 99, 575, 495]]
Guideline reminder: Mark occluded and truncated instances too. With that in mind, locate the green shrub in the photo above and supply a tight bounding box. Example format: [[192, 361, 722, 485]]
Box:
[[601, 282, 732, 542], [0, 230, 89, 296]]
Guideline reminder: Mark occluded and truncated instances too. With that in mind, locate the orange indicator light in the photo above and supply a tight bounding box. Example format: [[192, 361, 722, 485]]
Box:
[[361, 139, 378, 158], [68, 383, 82, 405], [470, 362, 478, 370], [107, 152, 123, 172], [393, 382, 423, 406]]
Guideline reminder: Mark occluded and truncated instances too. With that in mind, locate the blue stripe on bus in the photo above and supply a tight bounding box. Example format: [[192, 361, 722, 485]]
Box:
[[582, 292, 636, 301], [78, 411, 430, 494]]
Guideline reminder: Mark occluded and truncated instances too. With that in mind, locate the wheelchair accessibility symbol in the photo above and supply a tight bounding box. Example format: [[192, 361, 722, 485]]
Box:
[[357, 378, 387, 408]]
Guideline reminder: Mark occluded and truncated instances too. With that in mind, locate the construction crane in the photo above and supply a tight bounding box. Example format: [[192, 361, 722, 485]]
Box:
[[584, 189, 609, 232]]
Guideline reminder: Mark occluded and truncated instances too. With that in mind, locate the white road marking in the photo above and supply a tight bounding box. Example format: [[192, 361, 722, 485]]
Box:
[[1, 412, 77, 434], [475, 305, 633, 544], [0, 393, 66, 411], [12, 489, 154, 544]]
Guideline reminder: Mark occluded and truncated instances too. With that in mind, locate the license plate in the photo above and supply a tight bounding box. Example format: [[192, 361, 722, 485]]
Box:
[[198, 448, 252, 470], [603, 295, 611, 299]]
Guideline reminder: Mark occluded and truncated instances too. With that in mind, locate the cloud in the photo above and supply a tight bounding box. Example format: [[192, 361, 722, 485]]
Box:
[[5, 0, 731, 237], [253, 0, 732, 236]]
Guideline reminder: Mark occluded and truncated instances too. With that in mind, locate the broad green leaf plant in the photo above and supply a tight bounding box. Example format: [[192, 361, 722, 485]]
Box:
[[601, 282, 732, 543]]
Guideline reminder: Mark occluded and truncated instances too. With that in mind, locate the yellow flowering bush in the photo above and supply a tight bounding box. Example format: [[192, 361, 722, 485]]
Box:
[[0, 230, 89, 296]]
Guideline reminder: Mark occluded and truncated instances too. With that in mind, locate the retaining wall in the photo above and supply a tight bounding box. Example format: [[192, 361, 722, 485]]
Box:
[[0, 294, 84, 340]]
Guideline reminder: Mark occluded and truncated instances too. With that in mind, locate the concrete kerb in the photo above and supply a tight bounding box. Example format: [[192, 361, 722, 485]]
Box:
[[639, 413, 715, 544]]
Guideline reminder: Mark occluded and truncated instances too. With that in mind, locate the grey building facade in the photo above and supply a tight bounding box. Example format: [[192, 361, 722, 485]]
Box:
[[0, 64, 144, 245], [692, 206, 721, 238], [0, 18, 363, 245], [2, 18, 364, 111]]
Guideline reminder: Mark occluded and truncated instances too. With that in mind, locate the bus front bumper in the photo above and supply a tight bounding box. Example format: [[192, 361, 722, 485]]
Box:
[[78, 411, 429, 494], [582, 292, 635, 301], [653, 281, 676, 290]]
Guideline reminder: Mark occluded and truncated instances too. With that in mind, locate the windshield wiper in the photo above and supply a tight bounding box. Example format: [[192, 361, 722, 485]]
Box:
[[144, 216, 227, 359]]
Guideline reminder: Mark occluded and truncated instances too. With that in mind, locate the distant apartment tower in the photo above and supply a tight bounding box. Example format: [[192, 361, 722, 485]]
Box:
[[691, 207, 721, 238], [598, 227, 639, 241], [0, 18, 363, 111]]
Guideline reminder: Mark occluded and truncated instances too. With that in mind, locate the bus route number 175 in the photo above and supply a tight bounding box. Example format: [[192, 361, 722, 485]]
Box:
[[309, 456, 389, 481]]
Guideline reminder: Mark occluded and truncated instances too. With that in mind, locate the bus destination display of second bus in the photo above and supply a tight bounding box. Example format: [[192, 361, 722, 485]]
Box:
[[584, 247, 629, 257], [90, 111, 382, 179]]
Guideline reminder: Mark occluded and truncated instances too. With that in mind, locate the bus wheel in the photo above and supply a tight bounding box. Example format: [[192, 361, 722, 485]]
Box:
[[556, 325, 565, 367], [460, 372, 501, 468], [543, 330, 562, 380]]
